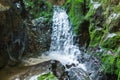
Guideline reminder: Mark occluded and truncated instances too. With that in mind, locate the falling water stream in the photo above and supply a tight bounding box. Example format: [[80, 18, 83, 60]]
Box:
[[28, 6, 101, 80], [47, 6, 86, 70]]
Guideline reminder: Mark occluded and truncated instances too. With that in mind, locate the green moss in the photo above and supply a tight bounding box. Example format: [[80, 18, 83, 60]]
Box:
[[23, 0, 53, 19], [68, 0, 84, 34], [89, 26, 104, 46], [64, 0, 90, 34], [86, 0, 120, 79], [85, 5, 95, 20], [118, 72, 120, 80], [101, 54, 120, 80], [100, 0, 111, 8], [113, 4, 120, 13], [101, 54, 116, 73], [37, 72, 57, 80], [101, 35, 120, 51]]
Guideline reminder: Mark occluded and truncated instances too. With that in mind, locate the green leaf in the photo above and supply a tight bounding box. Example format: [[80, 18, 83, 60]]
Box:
[[37, 72, 58, 80]]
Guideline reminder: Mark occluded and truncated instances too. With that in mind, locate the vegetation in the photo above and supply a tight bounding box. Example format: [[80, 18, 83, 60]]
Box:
[[37, 72, 58, 80], [64, 0, 90, 34], [23, 0, 53, 19], [64, 0, 120, 79]]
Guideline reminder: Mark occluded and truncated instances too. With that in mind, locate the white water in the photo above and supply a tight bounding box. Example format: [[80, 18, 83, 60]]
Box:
[[45, 6, 86, 71]]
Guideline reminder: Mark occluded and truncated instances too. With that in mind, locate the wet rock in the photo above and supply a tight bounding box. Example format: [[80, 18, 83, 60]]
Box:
[[50, 60, 68, 80], [26, 17, 52, 55], [78, 20, 90, 49], [84, 56, 102, 80], [0, 60, 68, 80], [68, 68, 90, 80]]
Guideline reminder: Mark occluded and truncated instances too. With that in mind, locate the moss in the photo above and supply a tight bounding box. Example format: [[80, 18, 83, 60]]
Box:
[[89, 30, 103, 46], [113, 4, 120, 13], [86, 0, 120, 79], [101, 54, 120, 80], [68, 0, 84, 34], [85, 5, 95, 20], [101, 35, 120, 51], [23, 0, 53, 19], [64, 0, 90, 34], [101, 55, 115, 73], [37, 72, 57, 80]]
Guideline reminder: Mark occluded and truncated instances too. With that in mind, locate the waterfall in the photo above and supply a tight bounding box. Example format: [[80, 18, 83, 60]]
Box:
[[42, 6, 101, 80], [27, 6, 101, 80], [47, 6, 86, 70], [50, 6, 73, 52]]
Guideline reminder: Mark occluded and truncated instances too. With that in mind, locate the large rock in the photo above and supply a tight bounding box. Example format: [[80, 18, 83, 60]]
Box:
[[26, 17, 52, 55], [0, 0, 28, 68], [22, 0, 53, 56]]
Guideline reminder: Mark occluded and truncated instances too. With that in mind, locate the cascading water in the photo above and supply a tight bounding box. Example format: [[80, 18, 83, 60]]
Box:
[[42, 6, 101, 80], [47, 6, 86, 70]]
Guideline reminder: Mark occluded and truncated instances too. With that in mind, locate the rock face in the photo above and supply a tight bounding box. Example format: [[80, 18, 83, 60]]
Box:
[[0, 0, 28, 68], [0, 0, 53, 68], [22, 0, 53, 56], [86, 1, 120, 79], [27, 17, 52, 54]]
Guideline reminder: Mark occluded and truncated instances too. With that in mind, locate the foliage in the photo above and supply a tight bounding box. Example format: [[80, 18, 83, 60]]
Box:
[[85, 4, 95, 20], [101, 35, 120, 51], [101, 54, 120, 80], [23, 0, 53, 19], [86, 0, 120, 79], [113, 4, 120, 13], [89, 29, 104, 46], [37, 72, 58, 80]]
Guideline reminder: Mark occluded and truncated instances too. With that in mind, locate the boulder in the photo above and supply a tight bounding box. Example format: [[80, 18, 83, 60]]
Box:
[[68, 68, 90, 80]]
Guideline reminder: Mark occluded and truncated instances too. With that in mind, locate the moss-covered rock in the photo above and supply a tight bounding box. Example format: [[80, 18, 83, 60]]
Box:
[[65, 0, 90, 34], [86, 0, 120, 79], [23, 0, 53, 20], [22, 0, 53, 55], [101, 34, 120, 53]]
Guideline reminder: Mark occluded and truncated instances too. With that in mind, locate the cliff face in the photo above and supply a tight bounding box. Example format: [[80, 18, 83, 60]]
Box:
[[0, 0, 28, 68], [65, 0, 120, 79], [0, 0, 54, 68]]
